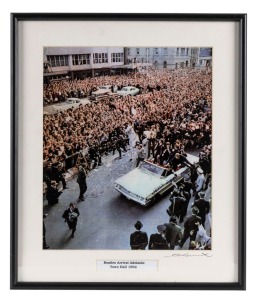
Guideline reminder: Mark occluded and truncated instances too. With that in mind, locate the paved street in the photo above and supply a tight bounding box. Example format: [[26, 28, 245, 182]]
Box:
[[43, 149, 209, 250]]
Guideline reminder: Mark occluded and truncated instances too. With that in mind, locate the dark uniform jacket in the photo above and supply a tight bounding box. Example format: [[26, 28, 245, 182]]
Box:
[[46, 185, 62, 205], [77, 169, 86, 184], [130, 230, 148, 250], [148, 233, 169, 250], [164, 222, 183, 247], [181, 181, 194, 194], [183, 214, 202, 233], [193, 199, 210, 220], [167, 196, 186, 216]]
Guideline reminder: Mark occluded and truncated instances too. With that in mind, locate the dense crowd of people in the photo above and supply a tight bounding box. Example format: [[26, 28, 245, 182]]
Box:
[[43, 68, 212, 175], [43, 68, 212, 249], [43, 69, 180, 104]]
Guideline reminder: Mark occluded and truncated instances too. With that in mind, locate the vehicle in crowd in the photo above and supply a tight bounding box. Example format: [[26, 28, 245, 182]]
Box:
[[89, 85, 113, 101], [116, 86, 140, 97], [115, 154, 199, 206], [43, 98, 90, 114]]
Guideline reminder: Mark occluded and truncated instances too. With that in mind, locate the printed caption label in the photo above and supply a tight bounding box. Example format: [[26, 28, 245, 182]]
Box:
[[97, 260, 158, 271]]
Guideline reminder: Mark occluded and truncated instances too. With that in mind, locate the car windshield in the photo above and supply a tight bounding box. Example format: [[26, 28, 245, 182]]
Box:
[[99, 86, 108, 89], [122, 87, 129, 91], [140, 161, 166, 176]]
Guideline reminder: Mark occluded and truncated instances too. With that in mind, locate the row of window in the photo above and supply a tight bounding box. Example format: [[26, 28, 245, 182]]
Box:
[[47, 52, 124, 67], [47, 55, 69, 67], [132, 48, 190, 56]]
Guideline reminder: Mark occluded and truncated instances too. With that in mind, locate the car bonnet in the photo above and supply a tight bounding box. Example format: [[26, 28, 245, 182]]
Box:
[[115, 168, 174, 198]]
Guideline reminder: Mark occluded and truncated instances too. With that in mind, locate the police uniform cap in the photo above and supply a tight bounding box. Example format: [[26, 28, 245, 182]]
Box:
[[157, 225, 166, 232], [198, 191, 205, 199], [174, 188, 180, 195], [170, 215, 178, 224], [192, 206, 199, 214], [197, 167, 204, 174]]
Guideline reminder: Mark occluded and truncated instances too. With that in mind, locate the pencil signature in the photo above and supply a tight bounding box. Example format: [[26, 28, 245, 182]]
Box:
[[165, 253, 212, 258]]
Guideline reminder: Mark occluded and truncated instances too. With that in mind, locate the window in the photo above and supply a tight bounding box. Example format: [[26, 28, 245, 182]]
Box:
[[155, 48, 159, 55], [111, 53, 123, 63], [72, 54, 90, 65], [93, 53, 108, 64], [186, 48, 189, 55], [164, 48, 168, 55], [199, 48, 212, 57], [47, 55, 69, 67], [146, 48, 150, 55], [176, 48, 180, 56], [181, 48, 185, 56], [136, 48, 140, 55]]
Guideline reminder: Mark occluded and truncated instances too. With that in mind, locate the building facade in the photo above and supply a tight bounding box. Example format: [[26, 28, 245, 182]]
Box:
[[126, 47, 212, 69], [126, 47, 192, 69], [43, 47, 212, 83], [43, 47, 126, 82], [197, 48, 213, 67]]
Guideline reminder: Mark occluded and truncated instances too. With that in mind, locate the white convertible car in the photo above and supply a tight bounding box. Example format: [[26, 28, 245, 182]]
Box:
[[115, 154, 199, 206], [116, 86, 139, 97]]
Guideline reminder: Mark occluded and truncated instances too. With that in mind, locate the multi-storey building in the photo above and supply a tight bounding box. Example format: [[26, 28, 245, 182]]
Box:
[[126, 47, 212, 69], [126, 47, 192, 69], [43, 47, 212, 83], [198, 48, 213, 67], [43, 47, 126, 82]]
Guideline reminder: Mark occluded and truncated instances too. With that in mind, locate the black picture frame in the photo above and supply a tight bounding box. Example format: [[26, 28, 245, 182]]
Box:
[[10, 13, 247, 290]]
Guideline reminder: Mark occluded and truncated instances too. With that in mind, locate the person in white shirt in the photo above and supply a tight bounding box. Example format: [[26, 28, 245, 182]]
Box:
[[125, 122, 138, 161], [136, 143, 146, 167], [195, 167, 205, 199], [147, 125, 157, 158], [142, 134, 149, 158]]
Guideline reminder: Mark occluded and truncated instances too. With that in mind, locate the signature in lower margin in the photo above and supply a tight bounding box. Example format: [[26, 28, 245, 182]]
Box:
[[165, 252, 213, 258]]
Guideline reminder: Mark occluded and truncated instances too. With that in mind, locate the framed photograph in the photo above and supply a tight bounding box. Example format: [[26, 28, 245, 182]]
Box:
[[11, 13, 246, 290]]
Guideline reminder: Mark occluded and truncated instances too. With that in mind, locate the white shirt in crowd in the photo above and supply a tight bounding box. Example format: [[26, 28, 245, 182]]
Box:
[[196, 173, 205, 192]]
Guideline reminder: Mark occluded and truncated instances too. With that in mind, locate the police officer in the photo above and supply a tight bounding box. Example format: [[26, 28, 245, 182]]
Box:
[[148, 225, 169, 250], [130, 221, 148, 250], [164, 215, 182, 250], [167, 188, 187, 223], [55, 162, 68, 189], [193, 191, 210, 227], [46, 180, 62, 206], [179, 206, 202, 249], [179, 175, 194, 218], [77, 165, 87, 201]]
